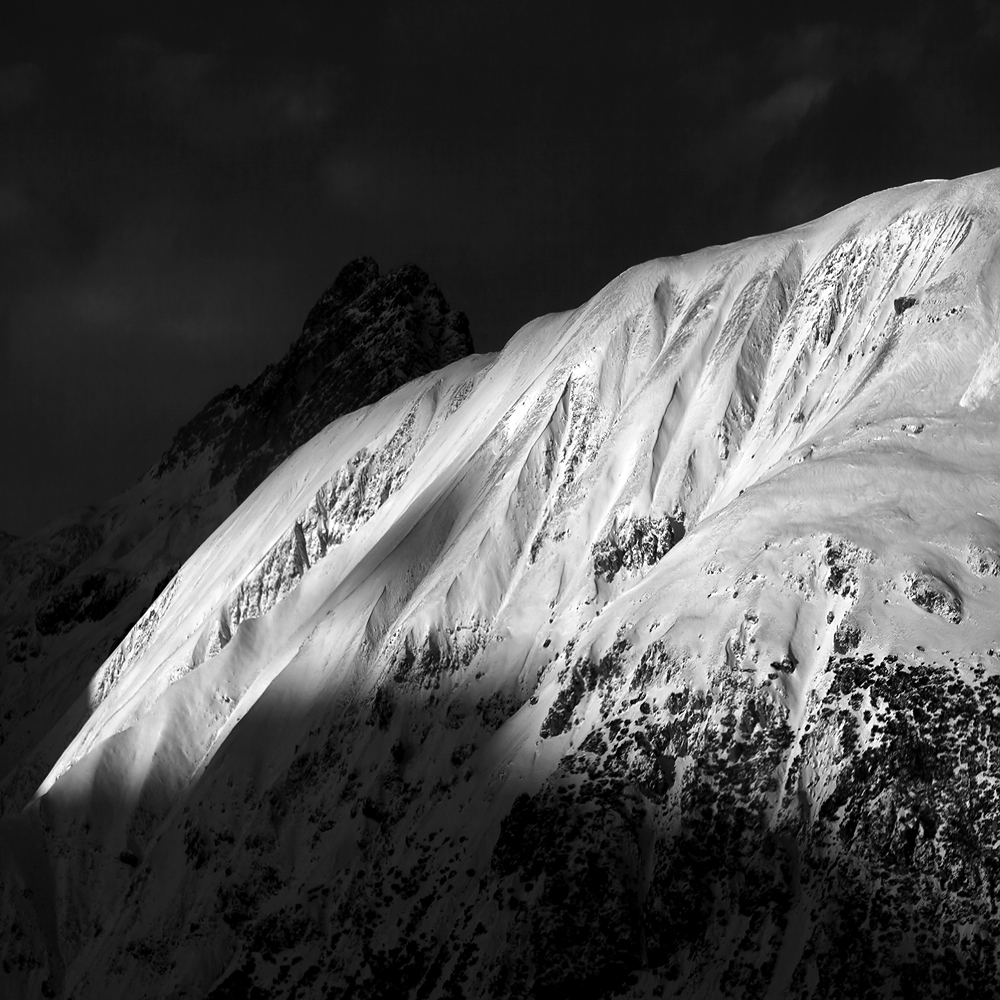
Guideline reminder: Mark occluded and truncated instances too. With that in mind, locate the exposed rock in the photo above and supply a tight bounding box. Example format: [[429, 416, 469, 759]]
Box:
[[592, 514, 686, 582], [904, 571, 963, 623], [967, 542, 1000, 577]]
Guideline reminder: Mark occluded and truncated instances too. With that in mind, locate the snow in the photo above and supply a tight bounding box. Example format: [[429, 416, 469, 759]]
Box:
[[5, 169, 1000, 997]]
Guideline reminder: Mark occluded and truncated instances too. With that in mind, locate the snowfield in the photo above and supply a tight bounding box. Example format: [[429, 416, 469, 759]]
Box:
[[4, 170, 1000, 998]]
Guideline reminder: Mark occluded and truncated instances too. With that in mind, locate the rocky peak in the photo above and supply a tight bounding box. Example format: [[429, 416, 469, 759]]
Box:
[[300, 254, 381, 337], [155, 257, 472, 501], [0, 259, 472, 817]]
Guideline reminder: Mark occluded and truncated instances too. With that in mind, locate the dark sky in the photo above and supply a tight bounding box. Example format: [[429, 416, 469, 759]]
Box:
[[2, 2, 999, 534]]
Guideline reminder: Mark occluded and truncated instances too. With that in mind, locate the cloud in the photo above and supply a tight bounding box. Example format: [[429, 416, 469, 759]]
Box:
[[750, 78, 832, 133], [764, 169, 832, 231]]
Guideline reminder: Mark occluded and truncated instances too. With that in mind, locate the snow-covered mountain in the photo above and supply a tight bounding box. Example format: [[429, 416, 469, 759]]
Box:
[[0, 258, 471, 821], [5, 171, 1000, 999]]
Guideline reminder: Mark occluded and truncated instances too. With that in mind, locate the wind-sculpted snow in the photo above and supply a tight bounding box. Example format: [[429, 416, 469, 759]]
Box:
[[6, 171, 1000, 999], [191, 402, 429, 671], [89, 577, 181, 709], [0, 258, 472, 823]]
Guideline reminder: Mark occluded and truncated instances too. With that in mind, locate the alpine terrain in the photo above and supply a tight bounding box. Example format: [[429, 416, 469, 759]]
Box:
[[0, 257, 471, 821], [4, 170, 1000, 999]]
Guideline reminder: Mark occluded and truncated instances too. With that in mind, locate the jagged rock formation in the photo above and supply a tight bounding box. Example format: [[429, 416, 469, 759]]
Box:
[[5, 172, 1000, 999], [156, 256, 473, 502], [0, 259, 472, 819]]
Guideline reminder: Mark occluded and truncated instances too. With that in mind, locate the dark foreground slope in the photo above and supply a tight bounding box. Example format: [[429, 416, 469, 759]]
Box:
[[5, 172, 1000, 999], [0, 259, 471, 818]]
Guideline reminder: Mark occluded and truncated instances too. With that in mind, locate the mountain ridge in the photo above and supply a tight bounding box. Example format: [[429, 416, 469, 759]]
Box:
[[0, 258, 472, 821], [4, 170, 1000, 998]]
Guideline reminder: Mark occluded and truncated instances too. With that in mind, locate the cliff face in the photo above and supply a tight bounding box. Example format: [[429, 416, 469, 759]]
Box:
[[5, 172, 1000, 999], [0, 259, 472, 817]]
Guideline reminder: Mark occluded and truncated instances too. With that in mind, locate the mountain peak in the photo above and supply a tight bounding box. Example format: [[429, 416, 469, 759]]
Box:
[[153, 256, 472, 499], [302, 255, 382, 331], [0, 258, 472, 822], [6, 177, 1000, 998]]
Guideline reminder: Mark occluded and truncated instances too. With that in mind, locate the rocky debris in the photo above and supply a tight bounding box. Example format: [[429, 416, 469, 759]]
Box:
[[967, 542, 1000, 577], [824, 536, 870, 598], [833, 619, 863, 654], [904, 571, 963, 623], [481, 645, 1000, 998], [539, 669, 588, 738], [592, 513, 686, 582], [771, 651, 798, 673], [80, 636, 998, 999]]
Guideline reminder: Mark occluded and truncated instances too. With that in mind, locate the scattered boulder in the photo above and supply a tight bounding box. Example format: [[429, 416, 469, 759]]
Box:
[[967, 543, 1000, 577], [903, 571, 962, 623]]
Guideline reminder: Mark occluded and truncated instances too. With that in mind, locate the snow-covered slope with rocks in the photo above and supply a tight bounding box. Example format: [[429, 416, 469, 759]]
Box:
[[0, 258, 472, 823], [5, 171, 1000, 999]]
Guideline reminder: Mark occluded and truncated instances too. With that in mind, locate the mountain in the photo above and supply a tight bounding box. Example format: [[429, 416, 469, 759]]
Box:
[[0, 258, 472, 821], [4, 170, 1000, 999]]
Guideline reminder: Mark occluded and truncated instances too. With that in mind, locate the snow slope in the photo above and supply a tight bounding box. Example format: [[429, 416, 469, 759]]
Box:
[[5, 172, 1000, 998], [0, 258, 471, 820]]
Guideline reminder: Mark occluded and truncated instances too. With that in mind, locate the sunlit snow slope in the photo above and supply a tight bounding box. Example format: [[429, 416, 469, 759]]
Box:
[[0, 257, 471, 823], [5, 171, 1000, 999]]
